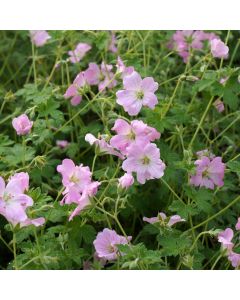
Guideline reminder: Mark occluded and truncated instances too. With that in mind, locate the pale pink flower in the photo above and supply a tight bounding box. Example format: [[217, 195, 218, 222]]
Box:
[[57, 159, 92, 194], [190, 156, 225, 189], [57, 159, 100, 220], [85, 133, 124, 159], [84, 62, 117, 91], [228, 251, 240, 268], [56, 140, 69, 149], [210, 38, 229, 59], [68, 43, 91, 63], [196, 149, 215, 159], [235, 217, 240, 231], [218, 228, 234, 251], [143, 212, 185, 227], [122, 141, 165, 184], [118, 173, 134, 189], [68, 181, 100, 220], [110, 119, 160, 155], [12, 114, 33, 136], [93, 228, 132, 261], [219, 77, 228, 85], [64, 71, 89, 106], [116, 56, 134, 79], [10, 172, 29, 191], [214, 99, 225, 113], [109, 32, 118, 53], [116, 71, 158, 116], [30, 30, 51, 47], [0, 173, 45, 227]]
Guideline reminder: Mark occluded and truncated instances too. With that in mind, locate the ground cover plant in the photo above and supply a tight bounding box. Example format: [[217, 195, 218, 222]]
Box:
[[0, 30, 240, 270]]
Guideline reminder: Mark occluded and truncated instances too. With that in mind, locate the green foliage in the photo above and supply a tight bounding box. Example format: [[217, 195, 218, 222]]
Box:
[[0, 30, 239, 270]]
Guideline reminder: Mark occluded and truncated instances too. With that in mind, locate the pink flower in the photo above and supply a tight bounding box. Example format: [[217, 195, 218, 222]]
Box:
[[122, 141, 165, 184], [57, 159, 92, 194], [190, 156, 225, 189], [116, 71, 158, 116], [116, 56, 134, 79], [228, 251, 240, 268], [68, 181, 100, 220], [235, 217, 240, 231], [218, 228, 234, 250], [214, 99, 225, 113], [118, 173, 134, 189], [196, 149, 215, 159], [56, 140, 69, 149], [169, 30, 218, 63], [12, 114, 33, 136], [210, 38, 229, 59], [84, 62, 117, 91], [57, 159, 100, 220], [93, 228, 132, 261], [30, 30, 51, 47], [68, 43, 91, 63], [143, 212, 185, 227], [109, 32, 118, 53], [0, 173, 45, 227], [219, 77, 228, 85], [64, 72, 89, 106], [85, 133, 124, 159], [110, 119, 160, 155]]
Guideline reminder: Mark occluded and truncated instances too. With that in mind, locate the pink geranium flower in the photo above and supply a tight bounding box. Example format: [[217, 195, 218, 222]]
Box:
[[30, 30, 51, 47], [118, 173, 134, 189], [85, 133, 124, 159], [64, 71, 90, 106], [122, 141, 165, 184], [57, 159, 100, 220], [190, 156, 225, 189], [116, 71, 158, 116], [143, 212, 185, 227], [109, 32, 118, 53], [228, 251, 240, 268], [0, 172, 45, 227], [116, 56, 135, 79], [68, 181, 101, 220], [57, 159, 92, 194], [110, 119, 160, 155], [214, 99, 225, 113], [210, 38, 229, 59], [93, 228, 132, 261], [68, 43, 91, 63], [56, 140, 69, 149], [218, 228, 234, 250], [196, 149, 215, 159], [12, 114, 33, 136], [235, 217, 240, 231], [84, 62, 117, 91]]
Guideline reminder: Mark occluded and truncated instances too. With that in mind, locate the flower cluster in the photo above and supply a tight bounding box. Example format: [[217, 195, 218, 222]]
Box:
[[0, 172, 45, 227], [86, 118, 165, 185], [218, 218, 240, 268], [57, 159, 100, 220], [93, 228, 132, 261], [190, 151, 225, 189], [64, 61, 118, 106], [168, 30, 218, 63]]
